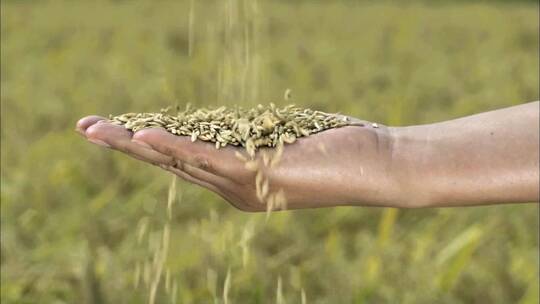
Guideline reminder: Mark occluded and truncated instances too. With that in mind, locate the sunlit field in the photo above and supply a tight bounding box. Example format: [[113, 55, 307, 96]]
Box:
[[1, 1, 538, 303]]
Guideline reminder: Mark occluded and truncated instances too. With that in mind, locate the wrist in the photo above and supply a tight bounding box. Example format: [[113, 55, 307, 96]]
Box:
[[387, 125, 436, 208], [343, 124, 426, 209]]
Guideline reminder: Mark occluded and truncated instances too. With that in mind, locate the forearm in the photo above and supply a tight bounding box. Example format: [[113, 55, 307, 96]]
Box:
[[391, 101, 539, 207]]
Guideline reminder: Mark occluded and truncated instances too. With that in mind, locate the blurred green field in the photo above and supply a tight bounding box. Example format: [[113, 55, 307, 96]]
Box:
[[1, 1, 539, 303]]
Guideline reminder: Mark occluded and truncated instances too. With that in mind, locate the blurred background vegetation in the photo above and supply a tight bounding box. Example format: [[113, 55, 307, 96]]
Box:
[[1, 0, 538, 303]]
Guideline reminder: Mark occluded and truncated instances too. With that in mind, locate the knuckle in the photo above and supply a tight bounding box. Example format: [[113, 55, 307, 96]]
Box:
[[173, 159, 184, 171], [162, 145, 176, 156], [192, 154, 211, 171]]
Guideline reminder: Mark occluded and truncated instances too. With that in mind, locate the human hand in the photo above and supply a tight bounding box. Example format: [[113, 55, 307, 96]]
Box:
[[76, 115, 403, 211]]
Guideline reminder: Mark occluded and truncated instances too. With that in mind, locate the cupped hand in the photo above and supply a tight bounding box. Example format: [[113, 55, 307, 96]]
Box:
[[76, 115, 401, 211]]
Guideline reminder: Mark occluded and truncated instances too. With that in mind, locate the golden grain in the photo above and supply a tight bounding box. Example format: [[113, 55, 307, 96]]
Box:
[[110, 104, 350, 157]]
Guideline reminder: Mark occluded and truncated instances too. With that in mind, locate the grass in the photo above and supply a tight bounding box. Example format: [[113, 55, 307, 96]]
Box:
[[1, 1, 538, 303]]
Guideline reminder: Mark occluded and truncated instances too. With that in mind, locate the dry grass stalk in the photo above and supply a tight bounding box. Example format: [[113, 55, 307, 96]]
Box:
[[148, 224, 170, 304], [276, 276, 284, 304], [223, 268, 232, 304], [171, 278, 178, 304]]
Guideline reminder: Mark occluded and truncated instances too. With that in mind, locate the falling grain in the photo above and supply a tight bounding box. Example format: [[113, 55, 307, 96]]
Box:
[[167, 176, 177, 220]]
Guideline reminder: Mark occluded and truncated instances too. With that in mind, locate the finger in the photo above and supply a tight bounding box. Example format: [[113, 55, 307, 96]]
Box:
[[86, 123, 235, 189], [86, 122, 174, 166], [161, 164, 227, 198], [76, 115, 107, 136], [180, 161, 233, 190], [133, 128, 240, 177], [162, 165, 257, 212], [160, 151, 235, 190]]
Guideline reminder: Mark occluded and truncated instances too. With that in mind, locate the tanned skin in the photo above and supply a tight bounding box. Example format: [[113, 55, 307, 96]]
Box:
[[76, 101, 539, 211]]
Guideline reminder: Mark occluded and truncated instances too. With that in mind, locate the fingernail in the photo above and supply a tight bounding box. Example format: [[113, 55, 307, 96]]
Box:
[[132, 139, 153, 149], [88, 138, 111, 148]]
